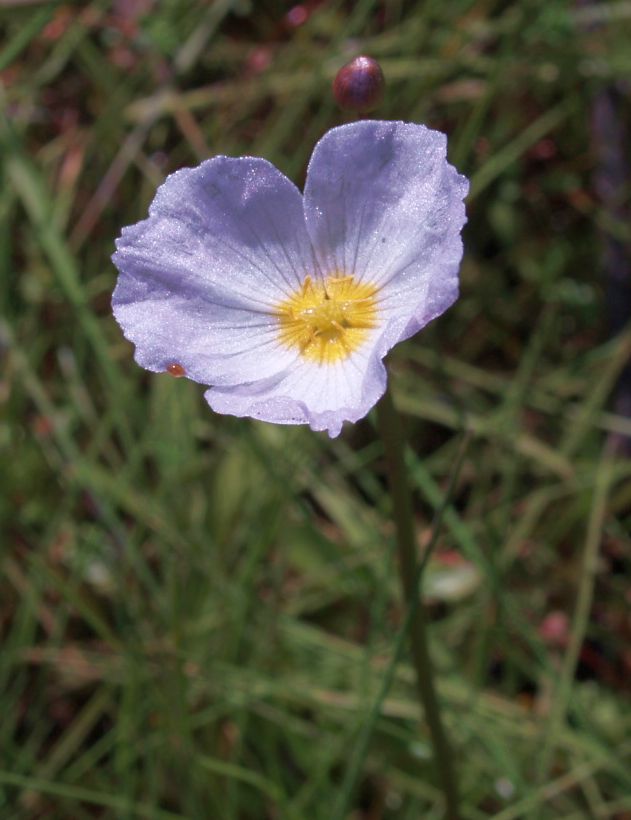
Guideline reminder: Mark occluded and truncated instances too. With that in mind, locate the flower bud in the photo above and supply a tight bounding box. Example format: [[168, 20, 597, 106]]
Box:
[[333, 56, 385, 114]]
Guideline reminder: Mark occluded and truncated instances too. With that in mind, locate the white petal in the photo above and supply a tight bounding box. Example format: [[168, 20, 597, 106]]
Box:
[[303, 120, 468, 344], [205, 330, 388, 437], [112, 156, 314, 384]]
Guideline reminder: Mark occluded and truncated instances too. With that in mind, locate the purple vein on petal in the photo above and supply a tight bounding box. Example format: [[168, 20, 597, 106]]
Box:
[[203, 228, 297, 302], [350, 192, 371, 279], [246, 203, 305, 292]]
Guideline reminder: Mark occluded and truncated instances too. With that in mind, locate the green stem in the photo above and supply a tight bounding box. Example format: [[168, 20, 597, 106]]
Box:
[[535, 447, 613, 785], [376, 385, 460, 820]]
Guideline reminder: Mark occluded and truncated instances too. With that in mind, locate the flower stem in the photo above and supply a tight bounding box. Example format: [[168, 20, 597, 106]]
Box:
[[376, 384, 460, 820]]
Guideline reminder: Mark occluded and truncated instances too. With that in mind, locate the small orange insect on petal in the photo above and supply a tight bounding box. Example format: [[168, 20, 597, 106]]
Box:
[[166, 363, 186, 377]]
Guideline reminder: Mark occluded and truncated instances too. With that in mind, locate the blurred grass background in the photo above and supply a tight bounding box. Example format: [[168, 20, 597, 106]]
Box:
[[1, 0, 631, 818]]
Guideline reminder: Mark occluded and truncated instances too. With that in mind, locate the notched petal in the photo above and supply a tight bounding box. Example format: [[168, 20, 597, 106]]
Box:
[[303, 120, 468, 352], [112, 155, 315, 387]]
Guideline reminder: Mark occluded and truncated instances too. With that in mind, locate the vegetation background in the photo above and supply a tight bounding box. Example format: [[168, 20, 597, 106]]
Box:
[[1, 0, 630, 817]]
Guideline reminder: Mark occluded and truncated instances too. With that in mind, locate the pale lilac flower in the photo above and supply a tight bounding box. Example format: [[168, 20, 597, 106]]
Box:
[[112, 120, 468, 437]]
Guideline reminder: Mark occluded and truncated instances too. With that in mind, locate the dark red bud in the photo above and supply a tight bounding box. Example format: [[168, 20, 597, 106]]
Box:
[[333, 56, 385, 114]]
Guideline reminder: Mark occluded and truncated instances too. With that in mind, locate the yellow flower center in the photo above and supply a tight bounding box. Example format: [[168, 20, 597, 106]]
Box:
[[276, 274, 379, 364]]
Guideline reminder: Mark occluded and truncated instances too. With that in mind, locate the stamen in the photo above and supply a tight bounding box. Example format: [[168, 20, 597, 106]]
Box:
[[276, 274, 379, 364]]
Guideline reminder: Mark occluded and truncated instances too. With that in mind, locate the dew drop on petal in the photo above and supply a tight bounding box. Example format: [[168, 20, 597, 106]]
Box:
[[166, 362, 186, 377]]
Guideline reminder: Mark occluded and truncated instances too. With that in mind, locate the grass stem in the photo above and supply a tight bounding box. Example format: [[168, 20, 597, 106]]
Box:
[[376, 384, 460, 820]]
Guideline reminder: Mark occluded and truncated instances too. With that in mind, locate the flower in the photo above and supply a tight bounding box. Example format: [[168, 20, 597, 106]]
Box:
[[112, 120, 468, 437]]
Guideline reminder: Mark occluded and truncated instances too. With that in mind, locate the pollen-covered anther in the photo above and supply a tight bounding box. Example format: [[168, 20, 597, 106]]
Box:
[[276, 274, 379, 364]]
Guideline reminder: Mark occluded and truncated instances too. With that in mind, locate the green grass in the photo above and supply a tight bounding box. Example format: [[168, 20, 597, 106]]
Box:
[[2, 1, 631, 818]]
